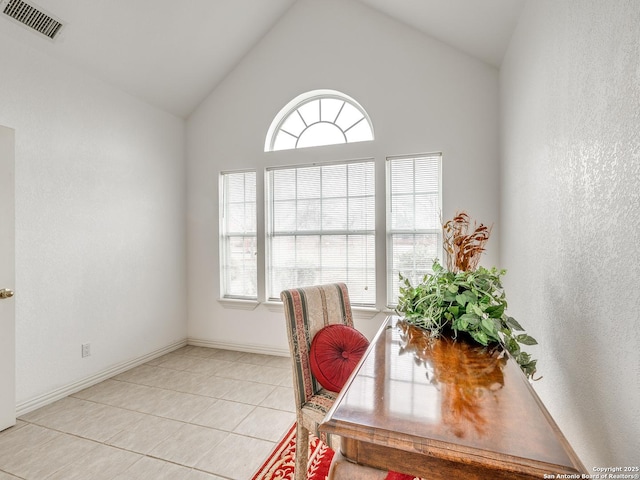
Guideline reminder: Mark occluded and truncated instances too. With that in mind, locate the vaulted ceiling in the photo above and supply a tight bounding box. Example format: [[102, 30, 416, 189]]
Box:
[[0, 0, 525, 118]]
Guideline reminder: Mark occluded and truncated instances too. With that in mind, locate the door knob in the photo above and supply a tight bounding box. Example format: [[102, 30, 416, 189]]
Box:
[[0, 289, 14, 299]]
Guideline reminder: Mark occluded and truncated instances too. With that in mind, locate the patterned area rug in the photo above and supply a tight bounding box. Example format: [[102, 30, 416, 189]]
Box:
[[251, 423, 421, 480]]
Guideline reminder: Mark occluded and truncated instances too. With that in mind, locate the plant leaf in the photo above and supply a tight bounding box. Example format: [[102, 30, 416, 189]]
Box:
[[471, 304, 485, 317], [455, 294, 467, 306], [505, 316, 524, 331], [481, 318, 496, 334], [459, 313, 480, 325], [471, 330, 489, 346], [485, 304, 505, 318], [516, 334, 538, 345]]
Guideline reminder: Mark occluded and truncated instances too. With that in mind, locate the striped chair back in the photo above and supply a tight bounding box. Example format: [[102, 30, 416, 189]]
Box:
[[281, 283, 353, 409]]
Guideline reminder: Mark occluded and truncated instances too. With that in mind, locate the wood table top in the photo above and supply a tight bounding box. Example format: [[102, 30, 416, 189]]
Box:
[[321, 316, 586, 478]]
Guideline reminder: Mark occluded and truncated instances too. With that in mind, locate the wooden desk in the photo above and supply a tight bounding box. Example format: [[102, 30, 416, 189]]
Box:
[[320, 316, 587, 479]]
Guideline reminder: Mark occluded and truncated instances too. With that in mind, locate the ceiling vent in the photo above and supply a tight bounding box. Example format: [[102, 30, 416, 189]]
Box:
[[1, 0, 64, 40]]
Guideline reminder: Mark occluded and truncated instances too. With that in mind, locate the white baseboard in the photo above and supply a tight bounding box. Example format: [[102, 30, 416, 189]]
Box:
[[16, 339, 187, 417], [187, 337, 289, 358]]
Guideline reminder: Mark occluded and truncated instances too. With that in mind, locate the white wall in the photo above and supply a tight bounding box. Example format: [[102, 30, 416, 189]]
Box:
[[0, 32, 187, 406], [187, 0, 500, 350], [500, 0, 640, 469]]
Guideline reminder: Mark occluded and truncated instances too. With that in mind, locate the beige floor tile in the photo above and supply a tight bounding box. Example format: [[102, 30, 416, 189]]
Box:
[[233, 407, 295, 441], [0, 419, 27, 433], [0, 421, 41, 447], [278, 373, 294, 387], [105, 414, 183, 454], [73, 379, 150, 409], [218, 378, 276, 405], [260, 385, 296, 412], [145, 389, 216, 422], [157, 369, 216, 393], [219, 361, 291, 385], [118, 365, 209, 393], [265, 355, 292, 369], [0, 424, 61, 465], [182, 358, 236, 376], [113, 383, 177, 412], [238, 352, 290, 369], [6, 349, 296, 480], [148, 423, 227, 467], [113, 364, 172, 386], [177, 346, 220, 359], [151, 353, 206, 371], [45, 444, 140, 480], [209, 349, 247, 362], [191, 398, 255, 431], [195, 432, 275, 480], [33, 398, 145, 442], [27, 396, 100, 423], [187, 469, 227, 480], [0, 471, 21, 479], [71, 378, 126, 402], [5, 432, 98, 479], [87, 382, 188, 416], [114, 456, 227, 480], [113, 456, 193, 480], [172, 373, 237, 398], [172, 345, 203, 356], [18, 397, 76, 424], [145, 352, 174, 366]]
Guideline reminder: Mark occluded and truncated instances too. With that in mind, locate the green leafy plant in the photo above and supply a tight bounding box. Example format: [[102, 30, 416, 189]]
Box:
[[395, 211, 540, 380]]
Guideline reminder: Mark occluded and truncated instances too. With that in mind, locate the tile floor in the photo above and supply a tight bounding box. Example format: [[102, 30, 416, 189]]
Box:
[[0, 346, 296, 480]]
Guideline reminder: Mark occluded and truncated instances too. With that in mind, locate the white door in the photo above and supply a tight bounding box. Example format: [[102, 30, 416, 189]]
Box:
[[0, 125, 15, 431]]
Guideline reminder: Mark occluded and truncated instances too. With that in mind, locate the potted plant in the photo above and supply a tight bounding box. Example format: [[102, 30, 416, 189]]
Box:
[[395, 212, 539, 379]]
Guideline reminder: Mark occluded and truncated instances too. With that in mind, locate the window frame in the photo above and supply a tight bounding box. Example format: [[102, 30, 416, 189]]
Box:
[[386, 153, 443, 307], [265, 158, 377, 306], [264, 89, 374, 152], [219, 169, 258, 300]]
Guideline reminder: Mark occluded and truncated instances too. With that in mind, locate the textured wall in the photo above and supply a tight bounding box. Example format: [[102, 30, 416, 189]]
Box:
[[0, 32, 187, 404], [500, 0, 640, 469]]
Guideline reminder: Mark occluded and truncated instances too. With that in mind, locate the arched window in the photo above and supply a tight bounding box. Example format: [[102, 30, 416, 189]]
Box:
[[265, 89, 374, 152]]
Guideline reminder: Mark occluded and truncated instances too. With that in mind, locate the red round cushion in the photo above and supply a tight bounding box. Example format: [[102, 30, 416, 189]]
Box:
[[310, 324, 370, 393]]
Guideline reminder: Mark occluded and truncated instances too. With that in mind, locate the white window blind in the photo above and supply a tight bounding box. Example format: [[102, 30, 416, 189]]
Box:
[[220, 171, 257, 299], [267, 160, 375, 305], [387, 154, 442, 305]]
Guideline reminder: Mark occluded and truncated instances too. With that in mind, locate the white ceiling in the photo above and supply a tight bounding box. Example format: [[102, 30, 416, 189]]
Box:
[[0, 0, 525, 118], [358, 0, 525, 67]]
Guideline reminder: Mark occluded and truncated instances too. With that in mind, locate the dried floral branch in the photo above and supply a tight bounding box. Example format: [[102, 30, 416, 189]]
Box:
[[443, 212, 493, 272]]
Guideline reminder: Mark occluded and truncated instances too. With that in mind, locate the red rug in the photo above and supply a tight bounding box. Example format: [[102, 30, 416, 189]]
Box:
[[252, 423, 422, 480]]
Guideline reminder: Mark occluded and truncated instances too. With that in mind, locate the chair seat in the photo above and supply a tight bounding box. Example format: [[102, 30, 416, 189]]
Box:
[[300, 388, 338, 448]]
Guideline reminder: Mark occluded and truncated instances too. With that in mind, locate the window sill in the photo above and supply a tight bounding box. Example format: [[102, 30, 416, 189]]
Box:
[[263, 301, 284, 313], [261, 301, 382, 320], [217, 298, 260, 310], [352, 306, 382, 321], [218, 298, 388, 319]]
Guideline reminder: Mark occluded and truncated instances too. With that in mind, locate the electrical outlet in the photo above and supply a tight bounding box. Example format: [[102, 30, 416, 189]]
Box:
[[82, 343, 90, 358]]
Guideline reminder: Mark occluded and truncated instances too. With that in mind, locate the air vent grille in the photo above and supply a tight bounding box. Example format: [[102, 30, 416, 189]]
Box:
[[2, 0, 64, 40]]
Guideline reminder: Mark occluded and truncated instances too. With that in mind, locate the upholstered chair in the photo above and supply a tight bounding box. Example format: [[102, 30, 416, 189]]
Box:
[[280, 283, 352, 480]]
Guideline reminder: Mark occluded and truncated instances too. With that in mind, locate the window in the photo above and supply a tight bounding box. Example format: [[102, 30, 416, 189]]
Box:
[[219, 88, 441, 309], [220, 171, 257, 299], [266, 160, 376, 306], [265, 90, 374, 152], [387, 154, 442, 305]]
